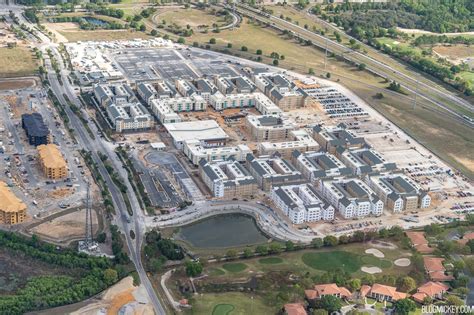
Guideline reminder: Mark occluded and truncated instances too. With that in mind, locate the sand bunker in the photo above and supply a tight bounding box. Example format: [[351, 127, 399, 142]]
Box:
[[361, 266, 382, 274], [394, 258, 411, 267], [365, 248, 385, 258]]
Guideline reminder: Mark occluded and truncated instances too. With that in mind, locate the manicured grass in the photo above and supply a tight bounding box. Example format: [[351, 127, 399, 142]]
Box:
[[360, 255, 392, 268], [189, 292, 276, 315], [212, 304, 234, 315], [0, 47, 39, 78], [259, 257, 284, 264], [208, 268, 226, 276], [222, 263, 248, 273], [302, 251, 362, 273]]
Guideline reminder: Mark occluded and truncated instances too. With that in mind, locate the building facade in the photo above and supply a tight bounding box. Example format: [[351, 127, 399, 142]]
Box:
[[37, 144, 68, 180]]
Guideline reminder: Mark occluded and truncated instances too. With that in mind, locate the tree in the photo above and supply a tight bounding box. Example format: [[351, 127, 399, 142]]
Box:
[[308, 68, 315, 75], [150, 29, 158, 36], [209, 38, 216, 44], [193, 41, 199, 47], [323, 235, 338, 247], [149, 258, 163, 272], [273, 59, 279, 66], [255, 245, 268, 255], [185, 260, 203, 277], [316, 295, 342, 313], [347, 278, 361, 291], [243, 248, 253, 258], [226, 249, 238, 260], [446, 295, 464, 306], [96, 232, 106, 243], [177, 37, 185, 44], [269, 243, 283, 254], [256, 49, 262, 55], [393, 298, 416, 315], [313, 309, 328, 315], [241, 46, 248, 51], [227, 43, 232, 48], [103, 268, 118, 285], [397, 276, 416, 292], [312, 238, 323, 248], [285, 240, 295, 251], [358, 63, 366, 71], [326, 72, 331, 79]]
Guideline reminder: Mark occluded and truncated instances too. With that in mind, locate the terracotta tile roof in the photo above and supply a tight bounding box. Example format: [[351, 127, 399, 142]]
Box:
[[423, 257, 445, 272], [417, 281, 449, 296], [458, 232, 474, 245], [429, 271, 454, 282], [411, 292, 428, 303], [284, 303, 307, 315], [305, 290, 318, 300], [313, 283, 352, 298], [360, 285, 371, 297], [363, 284, 407, 301], [406, 231, 434, 253]]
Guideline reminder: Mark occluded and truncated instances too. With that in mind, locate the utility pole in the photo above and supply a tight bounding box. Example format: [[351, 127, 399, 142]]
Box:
[[413, 79, 419, 110], [84, 181, 93, 248]]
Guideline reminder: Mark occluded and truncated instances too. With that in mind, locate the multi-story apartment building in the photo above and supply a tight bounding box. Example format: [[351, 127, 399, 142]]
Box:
[[319, 178, 384, 219], [193, 78, 218, 102], [245, 115, 296, 142], [93, 83, 137, 107], [254, 92, 282, 115], [0, 181, 27, 225], [183, 140, 251, 165], [106, 103, 154, 132], [258, 129, 319, 159], [21, 113, 50, 146], [37, 144, 68, 180], [338, 147, 397, 175], [175, 79, 198, 97], [209, 92, 255, 110], [366, 173, 431, 212], [246, 154, 304, 191], [199, 159, 257, 198], [291, 150, 352, 182], [313, 123, 365, 154], [149, 99, 182, 124], [136, 82, 158, 105], [156, 80, 178, 99], [271, 183, 335, 224]]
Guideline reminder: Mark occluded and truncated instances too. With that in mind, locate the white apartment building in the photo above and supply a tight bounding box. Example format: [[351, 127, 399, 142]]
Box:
[[156, 81, 178, 99], [271, 183, 335, 224], [194, 78, 218, 102], [106, 103, 154, 133], [199, 159, 257, 198], [175, 79, 197, 97], [319, 178, 384, 219], [149, 99, 182, 124], [183, 140, 251, 165], [245, 114, 297, 142], [258, 130, 319, 159], [338, 147, 397, 175], [209, 92, 255, 110], [254, 92, 282, 115], [136, 82, 157, 105], [291, 150, 353, 182], [366, 173, 431, 212]]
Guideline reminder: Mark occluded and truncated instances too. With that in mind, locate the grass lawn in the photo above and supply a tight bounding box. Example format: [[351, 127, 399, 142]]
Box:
[[157, 8, 226, 30], [302, 251, 362, 273], [222, 263, 248, 273], [360, 255, 392, 268], [208, 268, 226, 276], [0, 47, 38, 77], [212, 304, 234, 315], [188, 292, 276, 315], [458, 71, 474, 88], [59, 29, 150, 42], [259, 257, 284, 264]]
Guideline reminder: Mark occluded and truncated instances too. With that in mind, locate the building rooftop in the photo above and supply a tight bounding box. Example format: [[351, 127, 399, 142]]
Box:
[[0, 181, 27, 213], [22, 113, 49, 137], [37, 144, 67, 169], [164, 120, 229, 143]]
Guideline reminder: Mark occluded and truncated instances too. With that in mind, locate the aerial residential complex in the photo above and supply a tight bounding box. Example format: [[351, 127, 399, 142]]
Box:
[[21, 113, 50, 146], [292, 150, 352, 182], [245, 114, 296, 142], [199, 159, 257, 198], [337, 147, 397, 175], [271, 183, 335, 224], [313, 123, 365, 154], [366, 173, 431, 212], [319, 178, 384, 219]]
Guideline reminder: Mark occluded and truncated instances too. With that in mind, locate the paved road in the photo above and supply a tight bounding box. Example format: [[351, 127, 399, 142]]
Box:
[[234, 4, 474, 124]]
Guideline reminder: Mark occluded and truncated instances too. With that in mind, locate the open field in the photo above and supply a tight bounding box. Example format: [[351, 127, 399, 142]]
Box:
[[58, 29, 150, 42], [433, 44, 474, 60], [0, 47, 38, 77], [157, 8, 227, 30], [178, 18, 474, 178], [185, 292, 275, 315]]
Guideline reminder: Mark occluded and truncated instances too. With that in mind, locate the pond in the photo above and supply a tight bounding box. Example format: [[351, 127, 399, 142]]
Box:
[[82, 17, 108, 27], [174, 213, 268, 248]]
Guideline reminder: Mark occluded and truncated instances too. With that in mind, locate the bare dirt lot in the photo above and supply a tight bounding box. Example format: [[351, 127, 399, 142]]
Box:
[[0, 78, 36, 90], [30, 208, 99, 242], [432, 44, 474, 64]]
